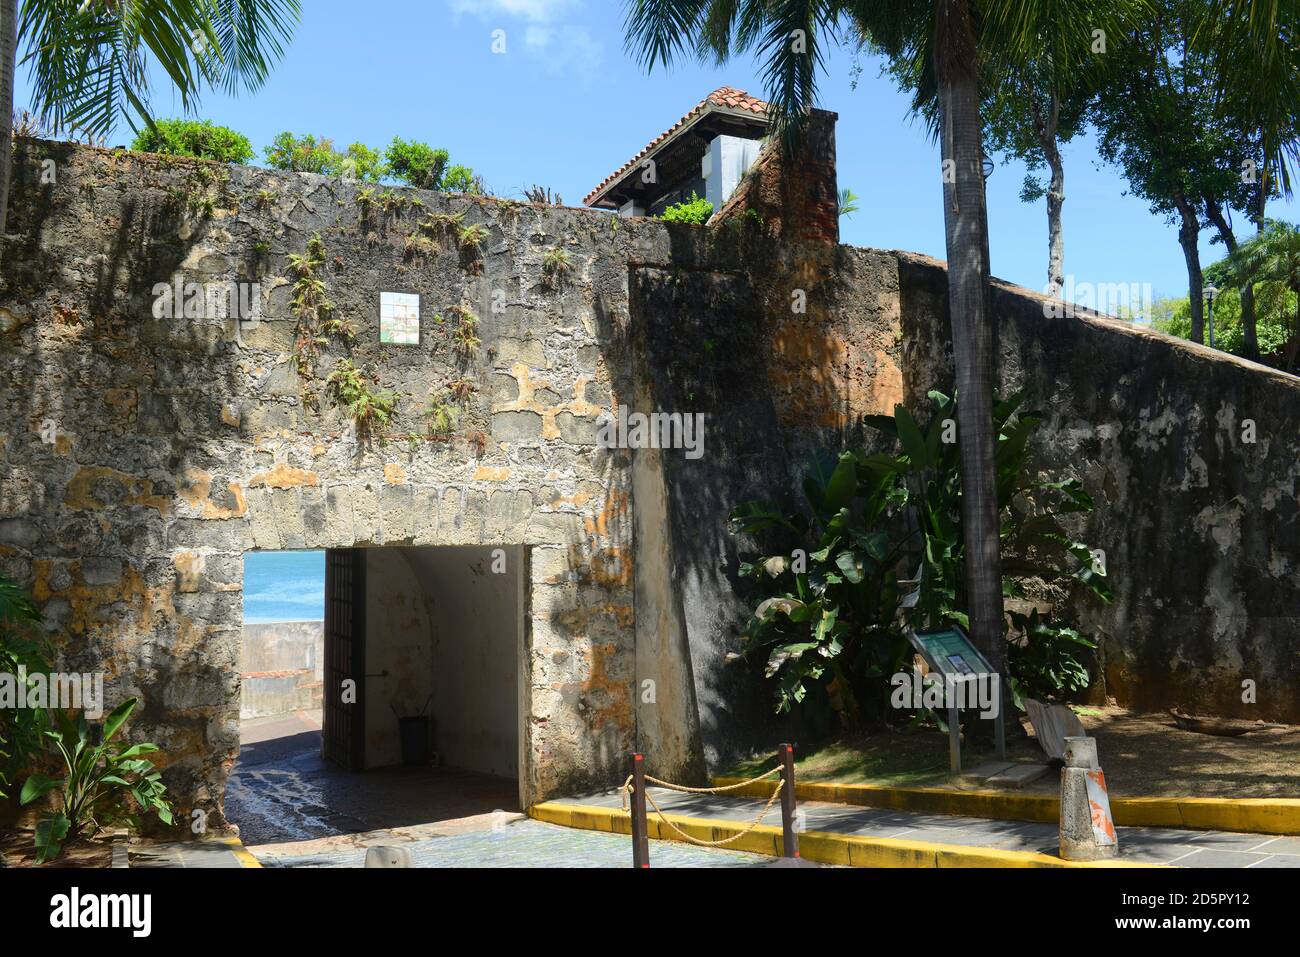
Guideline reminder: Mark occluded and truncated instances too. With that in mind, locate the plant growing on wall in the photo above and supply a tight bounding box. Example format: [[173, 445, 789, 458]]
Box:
[[264, 132, 337, 174], [450, 306, 480, 360], [424, 389, 460, 437], [0, 575, 51, 802], [659, 192, 713, 225], [129, 119, 254, 163], [384, 137, 450, 189], [20, 699, 173, 864], [326, 358, 397, 438], [287, 234, 333, 377], [730, 391, 1111, 722], [541, 247, 571, 289], [442, 163, 483, 194]]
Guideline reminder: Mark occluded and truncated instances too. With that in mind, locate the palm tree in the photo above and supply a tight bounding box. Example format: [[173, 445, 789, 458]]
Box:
[[1195, 2, 1300, 361], [1211, 220, 1300, 370], [1, 0, 300, 239], [1, 0, 18, 238], [624, 0, 1128, 719]]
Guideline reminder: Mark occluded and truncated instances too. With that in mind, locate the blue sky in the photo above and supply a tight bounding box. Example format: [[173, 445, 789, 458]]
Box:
[[15, 0, 1294, 303]]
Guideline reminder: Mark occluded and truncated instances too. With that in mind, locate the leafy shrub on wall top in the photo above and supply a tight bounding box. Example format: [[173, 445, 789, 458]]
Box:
[[659, 192, 714, 225], [129, 119, 254, 163], [384, 138, 450, 189], [264, 132, 339, 174], [729, 390, 1111, 723]]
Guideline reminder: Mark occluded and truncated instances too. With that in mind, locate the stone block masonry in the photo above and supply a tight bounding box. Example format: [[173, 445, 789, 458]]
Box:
[[1, 139, 1296, 832]]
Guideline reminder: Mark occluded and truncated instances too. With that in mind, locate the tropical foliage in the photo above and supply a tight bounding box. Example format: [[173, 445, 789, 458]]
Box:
[[0, 575, 50, 801], [659, 191, 714, 225], [729, 392, 1110, 721], [129, 117, 253, 162], [1206, 219, 1300, 370], [20, 698, 172, 863]]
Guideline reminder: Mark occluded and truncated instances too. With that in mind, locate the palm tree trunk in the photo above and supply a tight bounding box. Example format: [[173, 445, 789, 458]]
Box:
[[1174, 191, 1204, 343], [0, 0, 17, 247], [934, 0, 1005, 719]]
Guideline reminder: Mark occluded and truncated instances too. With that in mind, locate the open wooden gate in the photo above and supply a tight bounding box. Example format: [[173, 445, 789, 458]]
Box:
[[322, 548, 366, 771]]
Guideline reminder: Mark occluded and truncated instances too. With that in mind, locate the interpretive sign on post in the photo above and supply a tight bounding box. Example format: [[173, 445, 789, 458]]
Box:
[[907, 625, 1006, 773]]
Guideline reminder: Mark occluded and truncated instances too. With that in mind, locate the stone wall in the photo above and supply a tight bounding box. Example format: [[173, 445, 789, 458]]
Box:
[[0, 140, 651, 822], [239, 620, 322, 718], [896, 253, 1300, 722], [2, 140, 1296, 834]]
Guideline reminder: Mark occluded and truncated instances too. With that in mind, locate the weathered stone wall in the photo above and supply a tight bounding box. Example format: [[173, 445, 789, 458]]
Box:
[[2, 140, 1296, 835], [239, 619, 322, 718], [896, 253, 1300, 722], [0, 140, 654, 822]]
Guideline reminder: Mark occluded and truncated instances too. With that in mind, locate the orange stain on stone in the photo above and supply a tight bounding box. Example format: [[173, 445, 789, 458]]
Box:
[[247, 463, 318, 489], [63, 466, 172, 514]]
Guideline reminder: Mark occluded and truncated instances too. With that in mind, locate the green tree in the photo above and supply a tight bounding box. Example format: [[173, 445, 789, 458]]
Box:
[[129, 116, 253, 162], [624, 0, 1126, 720], [1152, 287, 1294, 360], [876, 6, 1137, 298], [1091, 0, 1298, 352], [1206, 219, 1300, 369], [2, 0, 300, 237], [383, 136, 449, 189], [1192, 5, 1300, 361], [264, 131, 337, 173]]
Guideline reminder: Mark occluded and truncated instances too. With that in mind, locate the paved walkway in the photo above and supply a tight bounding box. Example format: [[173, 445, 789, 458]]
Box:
[[227, 711, 518, 845], [567, 788, 1300, 868], [129, 835, 258, 869], [250, 818, 775, 868]]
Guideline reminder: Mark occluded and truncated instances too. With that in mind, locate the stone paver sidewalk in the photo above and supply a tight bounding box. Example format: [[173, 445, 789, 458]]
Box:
[[130, 835, 258, 868], [569, 788, 1300, 868], [251, 818, 775, 868]]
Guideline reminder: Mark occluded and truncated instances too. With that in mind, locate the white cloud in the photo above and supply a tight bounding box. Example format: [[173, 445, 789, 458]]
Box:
[[447, 0, 580, 22], [448, 1, 604, 81], [524, 24, 604, 78]]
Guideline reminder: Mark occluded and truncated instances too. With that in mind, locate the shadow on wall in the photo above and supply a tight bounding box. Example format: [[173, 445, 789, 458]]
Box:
[[2, 140, 258, 811], [896, 252, 1300, 722]]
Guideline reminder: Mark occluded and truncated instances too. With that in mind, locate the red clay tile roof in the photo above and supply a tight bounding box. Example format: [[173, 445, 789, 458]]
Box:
[[583, 87, 769, 208]]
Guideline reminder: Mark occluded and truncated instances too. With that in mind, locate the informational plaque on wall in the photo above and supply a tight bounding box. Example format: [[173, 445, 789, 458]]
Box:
[[379, 291, 420, 344]]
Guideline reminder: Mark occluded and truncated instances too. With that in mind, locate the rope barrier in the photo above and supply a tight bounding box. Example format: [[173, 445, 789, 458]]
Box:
[[621, 745, 799, 865], [642, 778, 785, 847], [644, 764, 781, 793], [618, 764, 787, 847]]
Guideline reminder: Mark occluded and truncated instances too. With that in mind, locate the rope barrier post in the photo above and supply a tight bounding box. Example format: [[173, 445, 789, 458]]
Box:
[[779, 743, 799, 858], [630, 752, 650, 868]]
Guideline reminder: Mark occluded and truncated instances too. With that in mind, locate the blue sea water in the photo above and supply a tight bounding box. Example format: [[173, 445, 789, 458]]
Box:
[[242, 550, 325, 623]]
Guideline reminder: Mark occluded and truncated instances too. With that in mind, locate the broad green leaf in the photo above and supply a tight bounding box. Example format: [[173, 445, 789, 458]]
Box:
[[102, 697, 138, 743], [20, 774, 59, 806]]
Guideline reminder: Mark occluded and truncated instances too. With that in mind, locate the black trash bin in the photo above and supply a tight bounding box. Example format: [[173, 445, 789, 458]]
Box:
[[398, 715, 431, 766]]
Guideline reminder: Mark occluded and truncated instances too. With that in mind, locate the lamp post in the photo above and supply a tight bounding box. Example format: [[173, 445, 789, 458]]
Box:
[[1204, 283, 1219, 348]]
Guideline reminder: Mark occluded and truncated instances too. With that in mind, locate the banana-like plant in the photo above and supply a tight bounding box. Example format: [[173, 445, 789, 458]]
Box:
[[730, 390, 1111, 718], [0, 574, 50, 802], [20, 697, 172, 863]]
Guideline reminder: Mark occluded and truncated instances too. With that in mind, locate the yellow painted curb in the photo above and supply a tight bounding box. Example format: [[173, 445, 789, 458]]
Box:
[[711, 776, 1300, 836], [529, 801, 1158, 868], [215, 834, 263, 869]]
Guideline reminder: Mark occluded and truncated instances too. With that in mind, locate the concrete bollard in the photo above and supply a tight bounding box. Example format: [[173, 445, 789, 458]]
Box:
[[364, 845, 412, 868], [1059, 735, 1118, 861]]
